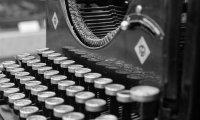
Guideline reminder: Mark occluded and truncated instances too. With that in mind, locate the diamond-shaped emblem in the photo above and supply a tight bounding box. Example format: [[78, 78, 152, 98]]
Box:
[[52, 12, 58, 30], [134, 36, 151, 64]]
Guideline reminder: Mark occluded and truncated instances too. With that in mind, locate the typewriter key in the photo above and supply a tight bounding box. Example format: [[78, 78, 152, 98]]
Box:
[[43, 70, 59, 88], [73, 50, 88, 64], [53, 105, 74, 120], [31, 85, 48, 104], [114, 69, 133, 84], [27, 59, 40, 73], [5, 64, 20, 77], [19, 106, 39, 120], [62, 112, 85, 120], [31, 63, 46, 77], [105, 84, 125, 115], [0, 82, 15, 99], [8, 93, 25, 108], [130, 85, 160, 120], [116, 90, 139, 120], [94, 114, 118, 120], [37, 91, 56, 110], [94, 78, 113, 99], [66, 86, 85, 106], [0, 78, 10, 84], [42, 50, 55, 64], [3, 87, 20, 103], [85, 98, 107, 119], [19, 76, 35, 92], [60, 60, 75, 76], [37, 48, 50, 61], [68, 64, 84, 80], [75, 68, 92, 86], [27, 115, 47, 120], [67, 49, 81, 60], [104, 65, 120, 82], [47, 53, 62, 67], [87, 57, 105, 71], [84, 73, 102, 92], [1, 60, 16, 75], [0, 74, 6, 79], [25, 81, 42, 98], [21, 56, 36, 70], [15, 71, 30, 87], [14, 99, 32, 114], [80, 53, 96, 65], [75, 91, 95, 113], [95, 61, 112, 75], [53, 57, 68, 71], [16, 53, 30, 65], [37, 66, 52, 82], [10, 68, 25, 82], [45, 97, 64, 118], [126, 73, 144, 89], [51, 75, 67, 92], [57, 80, 75, 97]]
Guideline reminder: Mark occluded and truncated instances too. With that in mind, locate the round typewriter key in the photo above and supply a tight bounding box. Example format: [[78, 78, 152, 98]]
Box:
[[0, 82, 15, 99], [22, 56, 35, 70], [94, 78, 113, 99], [27, 59, 40, 73], [37, 66, 53, 84], [14, 99, 32, 114], [73, 50, 88, 64], [53, 105, 74, 120], [84, 73, 102, 91], [37, 48, 50, 61], [31, 63, 46, 77], [42, 50, 55, 64], [53, 57, 68, 71], [1, 60, 16, 68], [19, 106, 39, 120], [67, 48, 81, 60], [27, 115, 47, 120], [66, 86, 85, 106], [8, 93, 25, 108], [130, 85, 160, 120], [20, 76, 35, 92], [25, 81, 42, 98], [75, 91, 95, 113], [105, 84, 125, 115], [5, 64, 20, 77], [80, 53, 95, 64], [95, 61, 112, 75], [47, 53, 62, 66], [0, 74, 6, 79], [0, 78, 10, 84], [68, 64, 84, 80], [57, 80, 75, 97], [3, 87, 20, 103], [95, 114, 118, 120], [62, 112, 85, 120], [45, 97, 64, 118], [10, 68, 25, 82], [15, 71, 30, 87], [1, 60, 16, 75], [16, 53, 30, 64], [85, 98, 107, 119], [60, 60, 75, 76], [43, 70, 59, 89], [75, 68, 92, 86], [51, 75, 67, 92], [114, 69, 133, 84], [105, 65, 120, 82], [31, 85, 48, 104], [116, 90, 139, 120], [37, 91, 56, 110], [126, 73, 144, 89]]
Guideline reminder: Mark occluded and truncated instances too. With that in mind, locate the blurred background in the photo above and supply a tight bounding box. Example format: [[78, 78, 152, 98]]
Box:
[[0, 0, 46, 62]]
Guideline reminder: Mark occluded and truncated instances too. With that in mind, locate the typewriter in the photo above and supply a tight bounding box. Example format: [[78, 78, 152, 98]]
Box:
[[0, 0, 199, 119]]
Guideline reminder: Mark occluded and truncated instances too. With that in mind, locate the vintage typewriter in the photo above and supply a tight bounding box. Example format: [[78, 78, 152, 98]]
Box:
[[0, 0, 199, 119]]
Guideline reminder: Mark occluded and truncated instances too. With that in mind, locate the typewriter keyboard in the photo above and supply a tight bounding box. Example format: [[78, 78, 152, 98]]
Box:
[[0, 46, 161, 120]]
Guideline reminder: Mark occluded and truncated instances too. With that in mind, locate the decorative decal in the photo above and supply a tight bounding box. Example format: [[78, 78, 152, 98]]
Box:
[[52, 12, 59, 30], [134, 36, 150, 64]]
